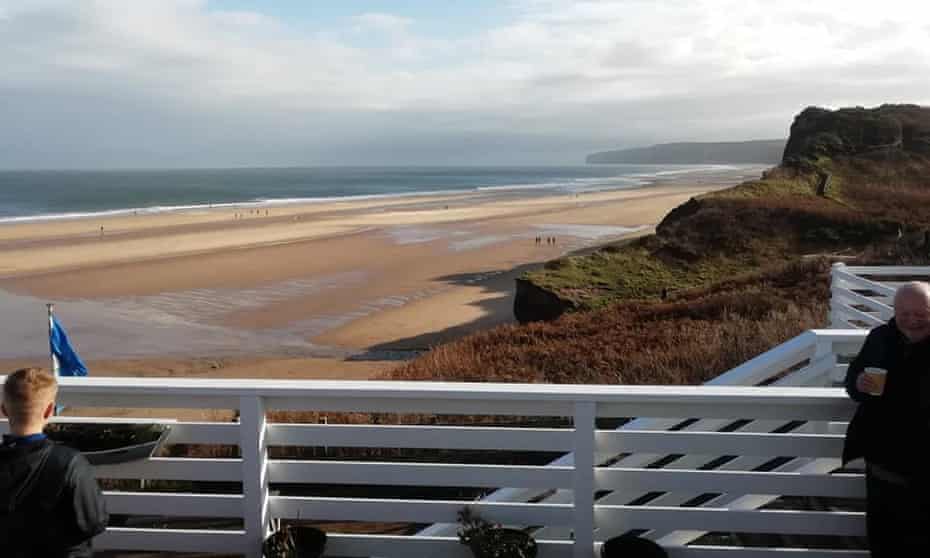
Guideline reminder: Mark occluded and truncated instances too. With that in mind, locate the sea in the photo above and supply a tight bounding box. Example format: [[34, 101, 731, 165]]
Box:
[[0, 165, 765, 222]]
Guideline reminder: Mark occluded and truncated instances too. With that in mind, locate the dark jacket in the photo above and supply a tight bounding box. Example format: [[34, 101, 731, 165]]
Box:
[[0, 438, 108, 558], [843, 319, 930, 474]]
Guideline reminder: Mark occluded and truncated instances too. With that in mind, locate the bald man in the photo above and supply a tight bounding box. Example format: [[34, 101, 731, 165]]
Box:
[[843, 282, 930, 556]]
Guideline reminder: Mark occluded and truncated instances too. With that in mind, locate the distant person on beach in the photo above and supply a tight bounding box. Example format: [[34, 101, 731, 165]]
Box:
[[0, 368, 108, 557], [843, 282, 930, 556]]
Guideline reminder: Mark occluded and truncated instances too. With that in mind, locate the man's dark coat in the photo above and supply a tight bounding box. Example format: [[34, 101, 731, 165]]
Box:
[[843, 318, 930, 474], [0, 438, 108, 558]]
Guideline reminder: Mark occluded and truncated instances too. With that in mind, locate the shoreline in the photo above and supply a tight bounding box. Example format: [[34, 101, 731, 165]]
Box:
[[0, 169, 760, 378], [0, 163, 760, 226]]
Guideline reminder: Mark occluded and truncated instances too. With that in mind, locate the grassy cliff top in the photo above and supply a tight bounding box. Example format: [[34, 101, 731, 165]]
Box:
[[523, 154, 928, 309]]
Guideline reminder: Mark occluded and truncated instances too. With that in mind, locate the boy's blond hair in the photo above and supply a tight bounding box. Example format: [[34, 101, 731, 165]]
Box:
[[3, 367, 58, 424]]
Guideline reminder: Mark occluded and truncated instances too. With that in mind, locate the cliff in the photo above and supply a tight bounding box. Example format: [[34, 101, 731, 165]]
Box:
[[587, 140, 785, 165], [396, 104, 930, 384], [783, 104, 930, 167], [515, 104, 930, 322]]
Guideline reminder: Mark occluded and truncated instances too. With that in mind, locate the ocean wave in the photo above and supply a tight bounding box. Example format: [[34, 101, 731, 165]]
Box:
[[475, 176, 646, 193], [0, 190, 468, 224]]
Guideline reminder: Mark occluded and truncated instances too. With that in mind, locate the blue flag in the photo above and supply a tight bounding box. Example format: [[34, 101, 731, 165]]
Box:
[[49, 316, 88, 377]]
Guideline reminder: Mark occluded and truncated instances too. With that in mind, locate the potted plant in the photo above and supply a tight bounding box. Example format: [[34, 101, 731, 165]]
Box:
[[263, 522, 327, 558], [457, 507, 537, 558], [45, 422, 173, 465]]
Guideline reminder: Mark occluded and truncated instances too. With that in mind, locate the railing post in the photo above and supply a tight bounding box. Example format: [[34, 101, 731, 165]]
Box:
[[814, 334, 838, 388], [573, 401, 596, 558], [812, 335, 841, 436], [830, 262, 846, 328], [240, 395, 269, 558]]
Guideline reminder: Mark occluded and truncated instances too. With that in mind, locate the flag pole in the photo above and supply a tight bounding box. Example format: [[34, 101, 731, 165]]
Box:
[[47, 303, 59, 417], [47, 303, 58, 377]]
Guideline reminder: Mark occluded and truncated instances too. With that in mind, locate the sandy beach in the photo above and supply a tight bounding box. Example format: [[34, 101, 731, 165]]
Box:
[[0, 174, 755, 380]]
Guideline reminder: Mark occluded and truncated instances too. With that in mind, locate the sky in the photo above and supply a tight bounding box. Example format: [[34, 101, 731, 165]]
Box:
[[1, 0, 929, 168]]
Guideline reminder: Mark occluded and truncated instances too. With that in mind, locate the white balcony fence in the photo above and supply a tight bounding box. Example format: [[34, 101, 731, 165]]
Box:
[[1, 328, 869, 558], [830, 262, 930, 328]]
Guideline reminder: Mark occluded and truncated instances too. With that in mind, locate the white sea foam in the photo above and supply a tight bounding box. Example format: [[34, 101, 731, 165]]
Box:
[[0, 190, 464, 225]]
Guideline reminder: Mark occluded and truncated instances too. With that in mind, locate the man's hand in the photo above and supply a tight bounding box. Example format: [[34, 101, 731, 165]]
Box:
[[856, 372, 882, 395]]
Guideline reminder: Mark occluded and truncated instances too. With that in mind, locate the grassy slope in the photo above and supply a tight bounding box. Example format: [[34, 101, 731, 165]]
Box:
[[522, 159, 928, 310], [384, 155, 930, 385], [389, 260, 829, 384]]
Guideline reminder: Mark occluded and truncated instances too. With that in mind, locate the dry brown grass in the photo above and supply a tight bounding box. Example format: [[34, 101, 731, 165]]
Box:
[[386, 260, 830, 386]]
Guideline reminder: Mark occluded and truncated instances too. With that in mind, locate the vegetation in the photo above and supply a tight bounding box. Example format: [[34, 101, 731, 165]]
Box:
[[394, 105, 930, 386], [388, 260, 829, 385], [263, 524, 327, 558], [522, 156, 928, 312], [457, 508, 538, 558]]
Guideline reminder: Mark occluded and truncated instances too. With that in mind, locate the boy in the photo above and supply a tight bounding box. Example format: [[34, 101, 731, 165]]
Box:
[[0, 368, 108, 557]]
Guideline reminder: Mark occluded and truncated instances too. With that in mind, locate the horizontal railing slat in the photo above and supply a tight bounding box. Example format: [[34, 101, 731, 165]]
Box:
[[103, 491, 244, 517], [270, 460, 574, 489], [325, 534, 573, 558], [59, 394, 240, 409], [267, 423, 574, 451], [832, 269, 897, 297], [594, 505, 865, 536], [594, 468, 864, 498], [699, 331, 816, 387], [36, 376, 852, 407], [666, 546, 868, 558], [95, 527, 246, 552], [596, 506, 864, 536], [833, 286, 893, 315], [1, 419, 238, 445], [94, 458, 241, 481], [830, 301, 885, 327], [267, 396, 575, 416], [840, 265, 930, 275], [271, 496, 574, 525], [595, 430, 845, 457], [597, 399, 853, 421], [167, 422, 240, 445]]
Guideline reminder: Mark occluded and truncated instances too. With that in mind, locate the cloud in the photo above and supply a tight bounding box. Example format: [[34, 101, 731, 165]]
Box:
[[352, 12, 414, 33], [1, 0, 929, 167]]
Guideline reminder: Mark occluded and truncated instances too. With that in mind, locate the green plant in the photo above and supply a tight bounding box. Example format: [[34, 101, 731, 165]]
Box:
[[457, 507, 538, 558], [263, 523, 327, 558]]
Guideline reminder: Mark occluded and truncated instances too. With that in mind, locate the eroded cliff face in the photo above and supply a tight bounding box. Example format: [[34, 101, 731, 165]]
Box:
[[783, 105, 930, 166], [513, 278, 576, 324]]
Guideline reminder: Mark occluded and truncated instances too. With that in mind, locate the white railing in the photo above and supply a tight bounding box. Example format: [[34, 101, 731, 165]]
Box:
[[1, 330, 868, 558], [420, 328, 867, 549], [830, 262, 930, 328]]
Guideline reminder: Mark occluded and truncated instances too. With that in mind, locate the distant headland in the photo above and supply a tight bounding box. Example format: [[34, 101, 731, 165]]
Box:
[[586, 139, 786, 165]]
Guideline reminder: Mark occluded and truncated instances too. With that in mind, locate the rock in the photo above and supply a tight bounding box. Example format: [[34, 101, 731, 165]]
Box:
[[783, 104, 930, 166]]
